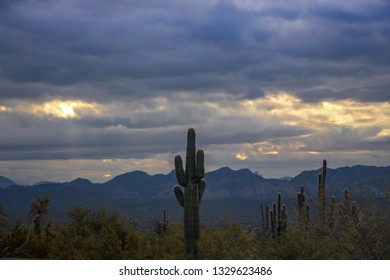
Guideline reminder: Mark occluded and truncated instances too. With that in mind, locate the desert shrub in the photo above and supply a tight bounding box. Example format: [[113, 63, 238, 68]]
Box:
[[2, 198, 389, 259], [199, 220, 262, 259]]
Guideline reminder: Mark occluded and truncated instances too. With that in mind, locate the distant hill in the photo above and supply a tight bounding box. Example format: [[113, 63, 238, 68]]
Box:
[[0, 176, 16, 188], [0, 165, 389, 226], [291, 165, 390, 199]]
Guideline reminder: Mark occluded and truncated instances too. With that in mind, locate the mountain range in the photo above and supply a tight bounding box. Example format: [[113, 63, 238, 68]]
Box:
[[0, 165, 389, 226]]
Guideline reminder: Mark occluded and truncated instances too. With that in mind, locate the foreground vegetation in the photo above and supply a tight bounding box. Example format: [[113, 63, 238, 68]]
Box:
[[1, 201, 389, 259]]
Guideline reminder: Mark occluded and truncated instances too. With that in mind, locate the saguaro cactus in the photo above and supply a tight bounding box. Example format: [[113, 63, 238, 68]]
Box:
[[297, 185, 306, 226], [276, 193, 287, 236], [270, 202, 277, 239], [279, 204, 288, 234], [342, 188, 359, 224], [317, 159, 327, 227], [173, 128, 206, 259], [260, 202, 265, 228], [343, 188, 350, 209], [328, 196, 336, 229], [265, 203, 270, 230], [305, 204, 310, 224]]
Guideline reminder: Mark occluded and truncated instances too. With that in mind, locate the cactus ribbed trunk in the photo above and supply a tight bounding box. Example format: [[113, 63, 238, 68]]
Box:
[[173, 128, 205, 259], [279, 204, 287, 234], [297, 185, 306, 226], [318, 159, 327, 228], [328, 196, 336, 229], [184, 186, 200, 256], [265, 203, 270, 230], [270, 206, 277, 239], [277, 193, 281, 234], [343, 188, 350, 209], [260, 202, 265, 228], [305, 204, 310, 224]]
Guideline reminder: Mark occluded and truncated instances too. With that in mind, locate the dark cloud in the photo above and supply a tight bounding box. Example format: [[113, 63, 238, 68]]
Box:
[[1, 0, 389, 101], [0, 0, 390, 183]]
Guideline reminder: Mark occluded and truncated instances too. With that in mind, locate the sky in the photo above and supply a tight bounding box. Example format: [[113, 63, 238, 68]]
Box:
[[1, 0, 390, 185]]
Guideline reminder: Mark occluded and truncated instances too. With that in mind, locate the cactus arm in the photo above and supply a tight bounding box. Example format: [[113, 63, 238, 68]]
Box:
[[195, 150, 205, 181], [198, 179, 206, 202], [175, 155, 187, 186]]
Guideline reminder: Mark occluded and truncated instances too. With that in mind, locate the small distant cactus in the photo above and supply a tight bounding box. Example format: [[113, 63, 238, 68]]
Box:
[[297, 185, 310, 228], [305, 204, 310, 224], [267, 193, 287, 239], [297, 185, 306, 226], [351, 201, 359, 224], [328, 196, 336, 229], [270, 203, 277, 239], [342, 188, 360, 225], [173, 128, 206, 259], [279, 204, 288, 234], [260, 202, 265, 228], [163, 209, 168, 227], [162, 209, 169, 232], [155, 209, 169, 235], [276, 193, 287, 236], [317, 159, 327, 228], [343, 188, 350, 209]]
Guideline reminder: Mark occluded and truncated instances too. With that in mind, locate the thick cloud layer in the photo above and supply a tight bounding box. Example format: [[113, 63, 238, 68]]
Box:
[[1, 0, 389, 184]]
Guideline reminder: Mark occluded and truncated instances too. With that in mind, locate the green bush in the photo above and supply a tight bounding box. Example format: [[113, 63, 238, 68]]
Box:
[[1, 201, 389, 259]]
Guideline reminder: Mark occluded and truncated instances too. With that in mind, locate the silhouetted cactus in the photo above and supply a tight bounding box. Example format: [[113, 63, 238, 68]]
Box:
[[279, 204, 287, 234], [343, 188, 350, 209], [266, 193, 288, 239], [260, 202, 265, 228], [317, 159, 327, 227], [162, 208, 169, 233], [28, 196, 50, 236], [328, 196, 336, 229], [173, 128, 206, 259], [351, 201, 359, 224], [270, 203, 277, 239], [341, 188, 360, 225], [265, 203, 270, 230], [305, 204, 310, 224], [155, 209, 169, 235], [276, 193, 287, 236], [297, 185, 306, 226], [277, 193, 282, 222], [163, 209, 168, 227]]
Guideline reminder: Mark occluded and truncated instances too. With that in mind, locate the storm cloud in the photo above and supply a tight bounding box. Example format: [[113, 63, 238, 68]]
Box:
[[1, 0, 390, 184]]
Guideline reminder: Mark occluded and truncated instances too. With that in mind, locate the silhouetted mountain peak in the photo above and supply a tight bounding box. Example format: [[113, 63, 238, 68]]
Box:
[[207, 167, 236, 176], [0, 176, 17, 188], [237, 168, 255, 176], [70, 177, 92, 185], [105, 170, 150, 186]]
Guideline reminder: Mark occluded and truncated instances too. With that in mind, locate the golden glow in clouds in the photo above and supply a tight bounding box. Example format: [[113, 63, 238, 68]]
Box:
[[30, 99, 102, 119]]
